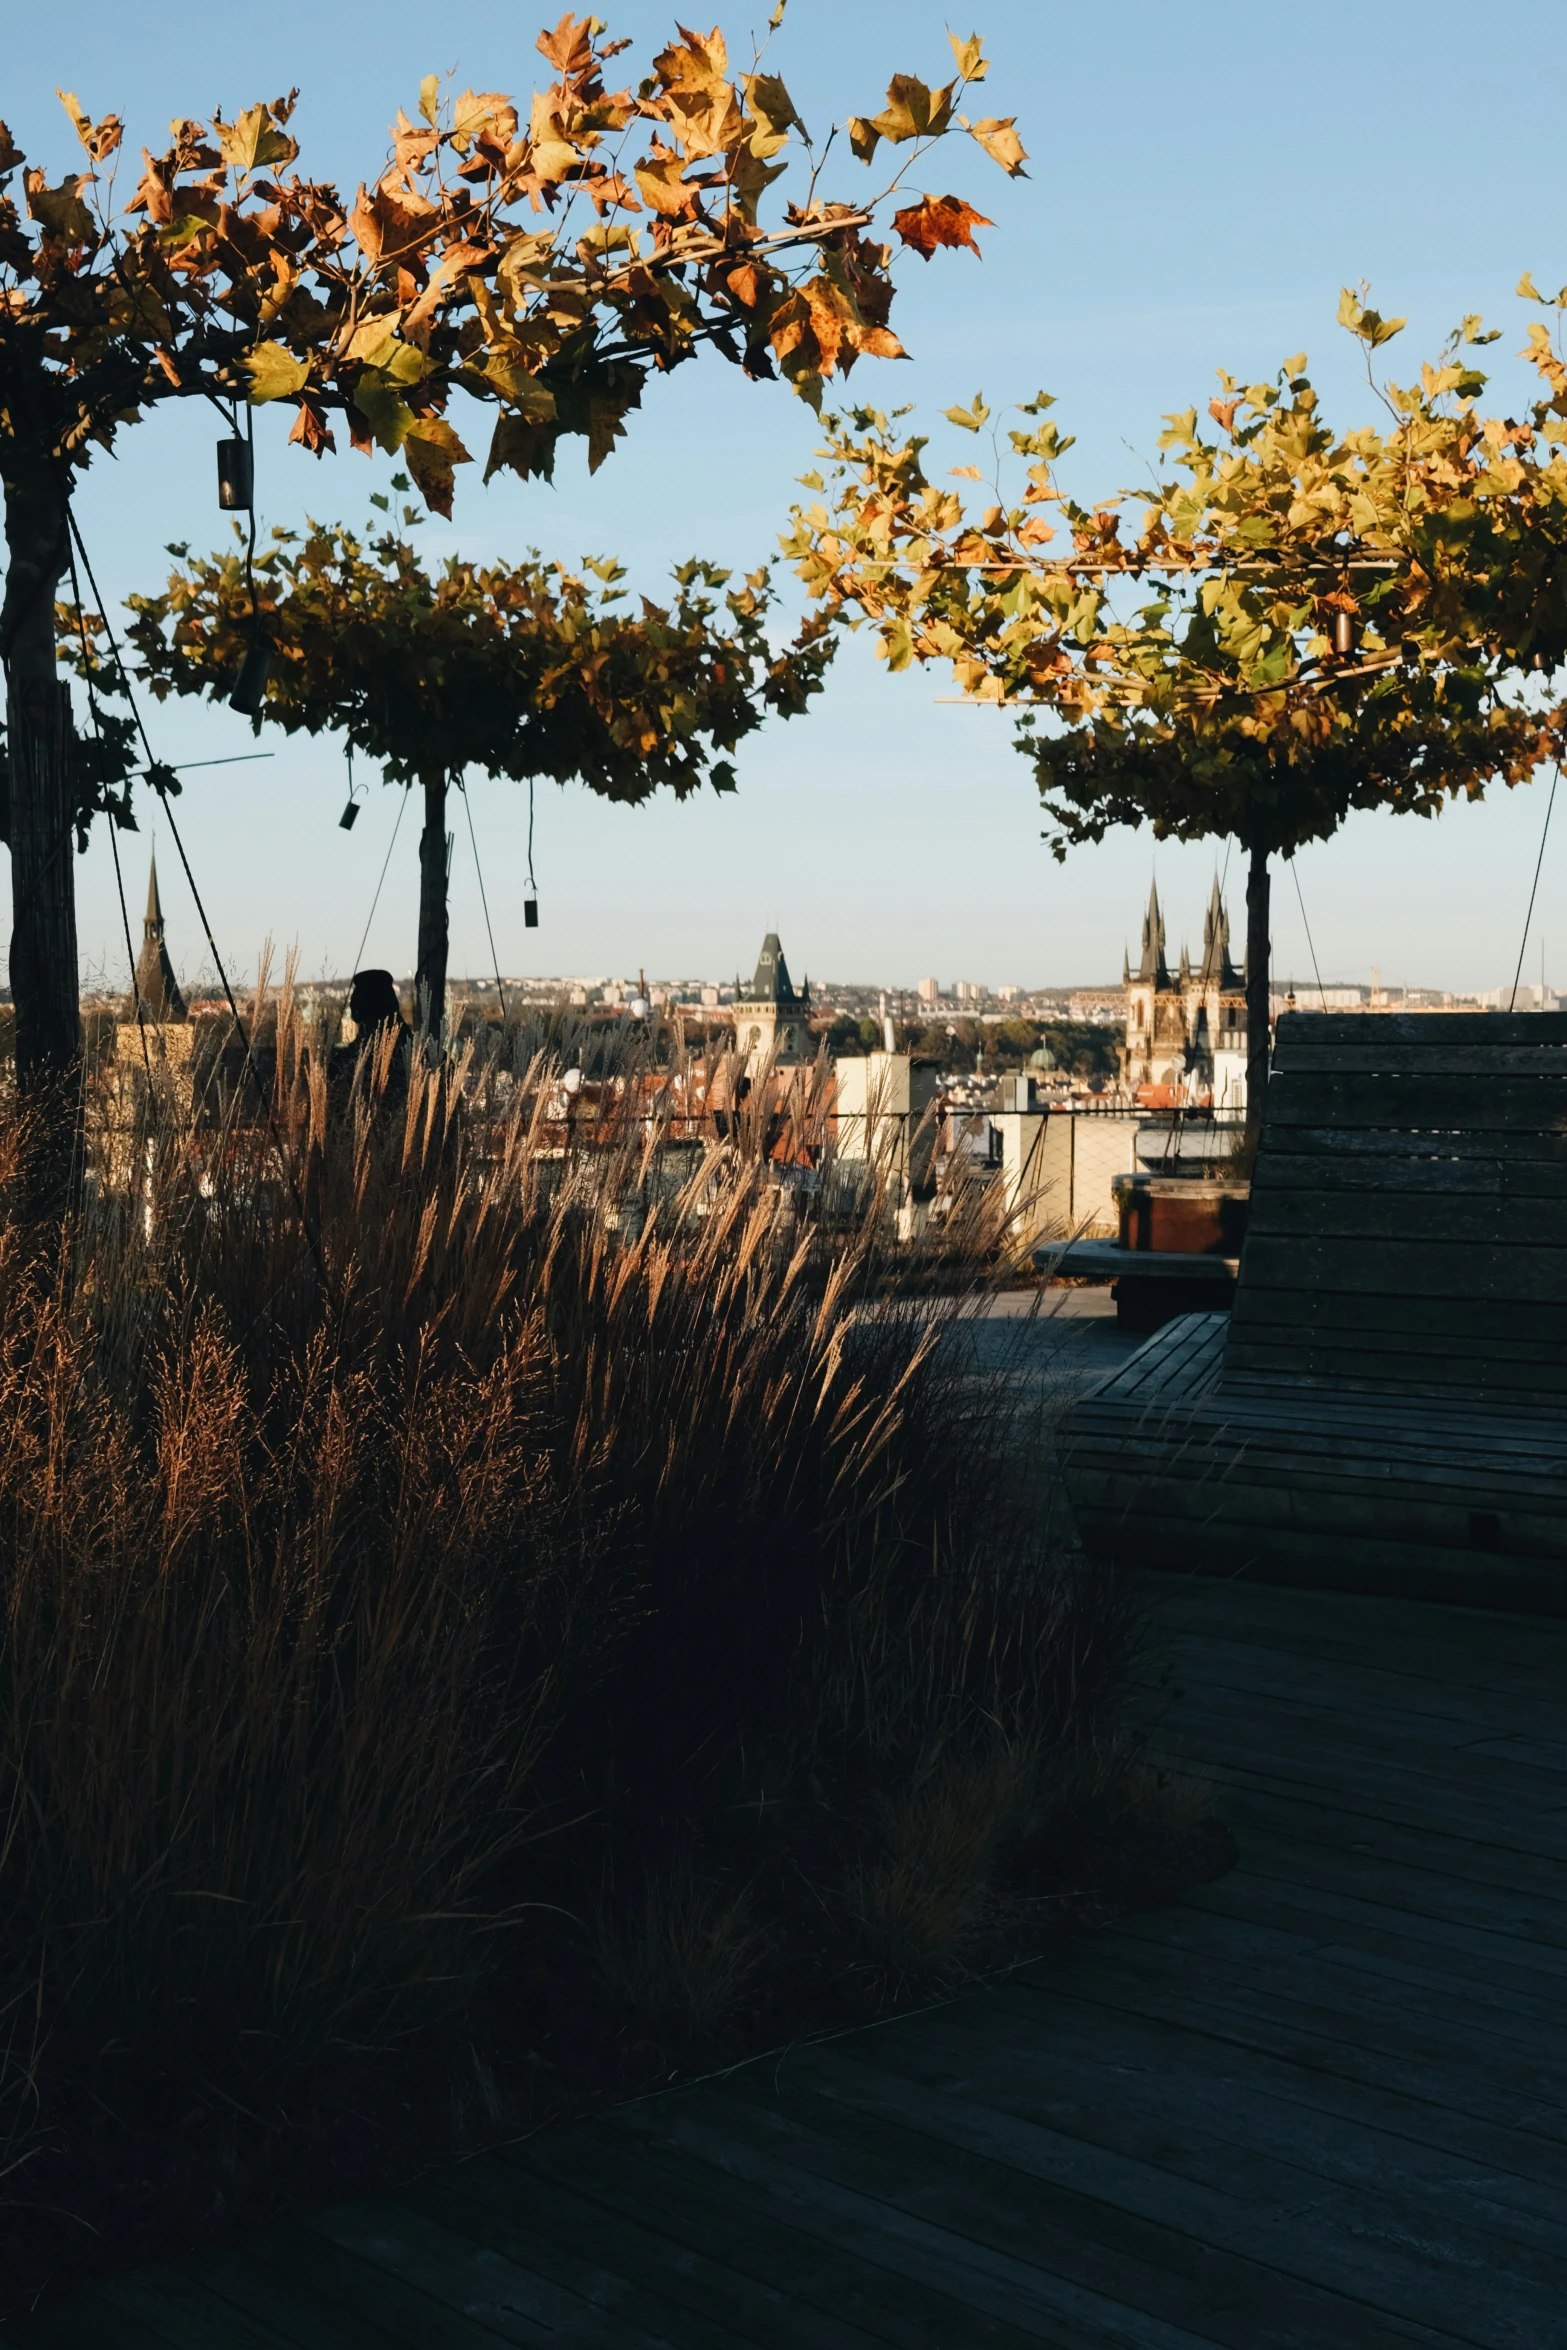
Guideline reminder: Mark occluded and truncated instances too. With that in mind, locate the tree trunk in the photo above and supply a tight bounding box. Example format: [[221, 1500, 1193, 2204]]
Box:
[[415, 769, 449, 1046], [1243, 837, 1271, 1151], [2, 459, 81, 1205]]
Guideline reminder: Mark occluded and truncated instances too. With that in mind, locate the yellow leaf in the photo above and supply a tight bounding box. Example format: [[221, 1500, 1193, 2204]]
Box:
[[950, 464, 985, 480], [244, 340, 309, 404], [344, 316, 403, 366], [948, 32, 988, 81], [56, 90, 89, 146], [846, 116, 879, 165], [967, 116, 1027, 176], [419, 74, 441, 129], [217, 102, 298, 177], [741, 71, 804, 159], [871, 75, 955, 144]]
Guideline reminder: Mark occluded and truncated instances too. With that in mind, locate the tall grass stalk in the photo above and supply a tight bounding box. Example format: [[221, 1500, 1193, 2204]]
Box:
[[0, 988, 1137, 2270]]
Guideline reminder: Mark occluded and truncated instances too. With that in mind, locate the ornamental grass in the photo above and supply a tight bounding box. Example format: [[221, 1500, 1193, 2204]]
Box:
[[0, 984, 1144, 2307]]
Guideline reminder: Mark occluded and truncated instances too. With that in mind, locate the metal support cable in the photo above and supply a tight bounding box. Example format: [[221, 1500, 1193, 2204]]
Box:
[[65, 530, 152, 1082], [65, 507, 323, 1280], [458, 775, 507, 1020], [1287, 854, 1326, 1007], [1510, 763, 1559, 1012], [351, 781, 411, 976]]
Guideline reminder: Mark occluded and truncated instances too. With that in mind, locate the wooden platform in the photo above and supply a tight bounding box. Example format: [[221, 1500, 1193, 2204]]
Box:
[[1062, 1013, 1567, 1601], [21, 1577, 1567, 2348]]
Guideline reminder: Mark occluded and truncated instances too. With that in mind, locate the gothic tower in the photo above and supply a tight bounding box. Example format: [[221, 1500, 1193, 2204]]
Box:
[[132, 851, 186, 1021], [1120, 881, 1186, 1097], [734, 932, 811, 1075]]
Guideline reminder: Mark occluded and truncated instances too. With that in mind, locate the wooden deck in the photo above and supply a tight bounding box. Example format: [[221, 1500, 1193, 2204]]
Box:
[[22, 1575, 1567, 2348]]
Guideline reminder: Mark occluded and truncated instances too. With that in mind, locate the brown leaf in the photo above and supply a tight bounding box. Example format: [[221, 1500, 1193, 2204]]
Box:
[[391, 109, 441, 170], [485, 410, 556, 484], [24, 168, 95, 244], [846, 116, 879, 166], [654, 24, 730, 90], [587, 391, 633, 473], [891, 194, 992, 260], [56, 91, 122, 163], [402, 416, 471, 514], [634, 141, 698, 220], [1208, 396, 1240, 435], [0, 123, 25, 177], [537, 12, 599, 80], [401, 238, 491, 335], [288, 397, 335, 457], [586, 170, 641, 217]]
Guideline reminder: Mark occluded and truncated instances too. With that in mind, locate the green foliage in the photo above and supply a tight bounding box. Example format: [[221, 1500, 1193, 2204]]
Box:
[[785, 301, 1567, 865], [124, 512, 833, 801]]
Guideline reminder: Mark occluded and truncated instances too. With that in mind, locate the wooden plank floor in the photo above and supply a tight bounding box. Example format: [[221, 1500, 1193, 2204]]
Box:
[[22, 1575, 1567, 2349]]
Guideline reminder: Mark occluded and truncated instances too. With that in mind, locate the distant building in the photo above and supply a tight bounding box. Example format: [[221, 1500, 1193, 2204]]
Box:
[[1067, 986, 1124, 1021], [1121, 879, 1247, 1110], [132, 851, 186, 1021], [955, 981, 983, 1006], [917, 976, 941, 1006], [734, 932, 812, 1074]]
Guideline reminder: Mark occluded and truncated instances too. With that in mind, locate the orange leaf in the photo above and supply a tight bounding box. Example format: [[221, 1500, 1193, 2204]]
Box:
[[891, 194, 991, 260], [1208, 396, 1240, 434], [288, 397, 335, 457]]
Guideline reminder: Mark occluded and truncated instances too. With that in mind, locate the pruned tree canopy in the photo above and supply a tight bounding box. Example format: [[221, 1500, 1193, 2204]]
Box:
[[124, 495, 833, 804]]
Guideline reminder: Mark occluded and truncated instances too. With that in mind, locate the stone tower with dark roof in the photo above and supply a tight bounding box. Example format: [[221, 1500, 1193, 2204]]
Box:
[[1120, 876, 1247, 1105], [132, 852, 186, 1021], [734, 931, 811, 1073], [1122, 880, 1185, 1095]]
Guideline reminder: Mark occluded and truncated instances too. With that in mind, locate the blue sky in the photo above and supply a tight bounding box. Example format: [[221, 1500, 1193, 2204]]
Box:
[[7, 0, 1565, 993]]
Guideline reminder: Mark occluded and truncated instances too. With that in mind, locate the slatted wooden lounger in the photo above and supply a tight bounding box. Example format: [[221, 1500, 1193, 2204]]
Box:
[[1061, 1011, 1567, 1612]]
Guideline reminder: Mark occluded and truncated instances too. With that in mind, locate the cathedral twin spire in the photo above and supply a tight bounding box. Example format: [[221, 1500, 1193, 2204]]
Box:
[[1125, 876, 1237, 993]]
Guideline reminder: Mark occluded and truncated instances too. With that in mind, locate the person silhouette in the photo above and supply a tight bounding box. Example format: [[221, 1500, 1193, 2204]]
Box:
[[330, 969, 411, 1109]]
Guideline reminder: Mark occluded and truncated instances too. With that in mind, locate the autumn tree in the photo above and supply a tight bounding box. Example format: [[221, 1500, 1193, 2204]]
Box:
[[0, 17, 1025, 1128], [787, 299, 1564, 1130], [123, 488, 832, 1032]]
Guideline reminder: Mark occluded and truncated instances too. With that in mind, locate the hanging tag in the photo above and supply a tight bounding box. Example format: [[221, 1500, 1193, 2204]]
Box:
[[524, 898, 539, 929]]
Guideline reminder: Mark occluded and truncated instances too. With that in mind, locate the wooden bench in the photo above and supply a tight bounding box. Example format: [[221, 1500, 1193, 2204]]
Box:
[[1062, 1012, 1567, 1611]]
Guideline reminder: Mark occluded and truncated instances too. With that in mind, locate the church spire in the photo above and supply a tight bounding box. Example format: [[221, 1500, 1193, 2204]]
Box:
[[1136, 879, 1170, 986], [1201, 874, 1239, 987], [132, 849, 186, 1020]]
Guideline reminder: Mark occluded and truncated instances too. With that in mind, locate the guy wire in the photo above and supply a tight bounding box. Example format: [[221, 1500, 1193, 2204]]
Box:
[[1287, 854, 1326, 1007], [64, 528, 151, 1083], [1510, 762, 1559, 1012], [459, 775, 508, 1021], [66, 507, 324, 1282], [352, 780, 411, 976]]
